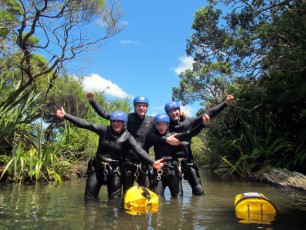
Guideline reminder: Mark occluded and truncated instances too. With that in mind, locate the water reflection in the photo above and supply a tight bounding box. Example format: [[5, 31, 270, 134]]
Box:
[[0, 169, 305, 230]]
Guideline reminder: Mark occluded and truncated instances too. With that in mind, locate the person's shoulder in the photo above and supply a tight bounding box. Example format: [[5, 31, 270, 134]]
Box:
[[147, 128, 159, 137], [123, 128, 132, 134], [117, 129, 133, 141], [145, 114, 155, 122], [128, 112, 137, 120]]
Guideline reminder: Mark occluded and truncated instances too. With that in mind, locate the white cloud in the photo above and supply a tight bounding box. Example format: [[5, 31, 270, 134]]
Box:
[[173, 56, 194, 75], [120, 21, 129, 27], [120, 40, 141, 46], [82, 74, 131, 99]]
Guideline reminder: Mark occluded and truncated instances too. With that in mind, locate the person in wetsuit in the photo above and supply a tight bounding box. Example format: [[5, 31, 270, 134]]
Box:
[[144, 113, 210, 198], [164, 95, 234, 196], [86, 93, 154, 194], [86, 92, 186, 194], [55, 108, 164, 202]]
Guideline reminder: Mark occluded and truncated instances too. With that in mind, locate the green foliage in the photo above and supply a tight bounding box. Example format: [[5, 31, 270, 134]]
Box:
[[0, 65, 132, 183], [0, 0, 123, 112], [190, 133, 210, 167], [0, 126, 66, 184], [0, 83, 41, 154], [0, 0, 23, 39], [173, 62, 232, 106], [44, 75, 90, 118], [172, 0, 306, 176], [0, 0, 128, 184]]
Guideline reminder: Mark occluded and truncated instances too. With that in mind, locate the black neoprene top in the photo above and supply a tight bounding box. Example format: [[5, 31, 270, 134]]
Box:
[[168, 101, 228, 160], [89, 99, 155, 163], [144, 122, 206, 160], [64, 113, 155, 165]]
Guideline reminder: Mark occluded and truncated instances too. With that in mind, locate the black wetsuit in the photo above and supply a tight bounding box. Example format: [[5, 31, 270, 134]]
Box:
[[168, 102, 228, 195], [63, 113, 155, 201], [88, 100, 154, 193], [144, 123, 205, 198]]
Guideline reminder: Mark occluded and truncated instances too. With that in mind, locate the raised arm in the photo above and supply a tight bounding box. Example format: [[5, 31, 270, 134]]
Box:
[[87, 92, 111, 119]]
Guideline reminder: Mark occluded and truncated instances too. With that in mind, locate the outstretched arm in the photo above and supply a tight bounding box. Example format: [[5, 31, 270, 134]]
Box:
[[166, 135, 182, 146], [175, 114, 211, 141], [129, 135, 164, 170], [56, 107, 105, 134], [186, 94, 235, 128], [206, 94, 234, 119]]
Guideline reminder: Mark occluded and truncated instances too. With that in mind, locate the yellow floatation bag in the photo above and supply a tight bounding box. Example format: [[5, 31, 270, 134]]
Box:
[[234, 192, 277, 224], [124, 186, 159, 215]]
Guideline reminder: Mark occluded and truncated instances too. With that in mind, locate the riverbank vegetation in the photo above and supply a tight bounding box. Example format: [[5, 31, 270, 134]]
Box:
[[0, 0, 305, 183]]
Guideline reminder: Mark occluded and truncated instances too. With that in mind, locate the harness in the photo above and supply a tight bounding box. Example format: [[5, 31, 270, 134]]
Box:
[[123, 160, 150, 182], [155, 160, 182, 180], [102, 161, 122, 180]]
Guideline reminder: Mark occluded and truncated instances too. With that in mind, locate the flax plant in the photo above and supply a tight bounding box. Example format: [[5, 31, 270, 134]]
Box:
[[0, 87, 66, 183], [0, 122, 64, 183], [216, 117, 297, 178]]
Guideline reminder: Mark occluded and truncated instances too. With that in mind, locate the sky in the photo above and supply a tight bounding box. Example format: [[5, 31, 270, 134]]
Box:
[[68, 0, 210, 116]]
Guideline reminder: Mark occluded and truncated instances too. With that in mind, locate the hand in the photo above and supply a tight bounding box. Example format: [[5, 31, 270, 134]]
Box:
[[166, 134, 182, 146], [86, 92, 95, 101], [202, 114, 210, 126], [56, 107, 65, 119], [152, 159, 165, 170], [180, 111, 187, 119], [226, 95, 234, 105]]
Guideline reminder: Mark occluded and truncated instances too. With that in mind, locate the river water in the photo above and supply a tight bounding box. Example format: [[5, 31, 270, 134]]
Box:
[[0, 169, 305, 230]]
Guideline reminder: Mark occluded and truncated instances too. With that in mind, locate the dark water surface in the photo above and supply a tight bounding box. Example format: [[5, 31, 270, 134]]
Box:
[[0, 169, 305, 230]]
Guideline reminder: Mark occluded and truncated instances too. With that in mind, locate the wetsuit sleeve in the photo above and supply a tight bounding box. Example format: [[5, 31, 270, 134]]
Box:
[[64, 113, 106, 135], [143, 133, 154, 152], [128, 135, 155, 165], [188, 101, 228, 128], [206, 101, 227, 119], [89, 99, 111, 119], [175, 123, 205, 141]]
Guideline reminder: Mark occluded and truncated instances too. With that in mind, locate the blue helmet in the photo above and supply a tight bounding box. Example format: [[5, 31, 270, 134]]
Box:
[[133, 96, 149, 107], [110, 111, 127, 123], [164, 101, 180, 114], [154, 113, 170, 124]]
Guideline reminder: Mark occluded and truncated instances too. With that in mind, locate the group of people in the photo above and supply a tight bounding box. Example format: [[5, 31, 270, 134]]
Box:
[[55, 92, 234, 202]]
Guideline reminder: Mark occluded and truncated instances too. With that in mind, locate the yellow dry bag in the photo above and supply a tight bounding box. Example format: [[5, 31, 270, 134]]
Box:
[[124, 186, 159, 215], [234, 192, 277, 224]]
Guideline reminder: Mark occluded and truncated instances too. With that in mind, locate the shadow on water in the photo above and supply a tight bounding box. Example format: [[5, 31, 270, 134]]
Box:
[[0, 169, 305, 230]]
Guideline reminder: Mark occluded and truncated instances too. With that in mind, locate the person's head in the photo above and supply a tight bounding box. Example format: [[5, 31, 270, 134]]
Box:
[[110, 111, 127, 133], [164, 101, 181, 121], [154, 113, 170, 135], [133, 96, 149, 118]]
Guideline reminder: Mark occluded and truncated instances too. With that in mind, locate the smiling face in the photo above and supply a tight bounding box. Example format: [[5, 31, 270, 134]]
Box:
[[155, 122, 169, 135], [134, 102, 148, 118], [111, 120, 124, 133], [167, 108, 181, 121]]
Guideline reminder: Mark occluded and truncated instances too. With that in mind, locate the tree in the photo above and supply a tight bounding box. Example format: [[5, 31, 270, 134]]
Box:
[[172, 0, 306, 174], [174, 1, 306, 103], [0, 0, 123, 110]]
